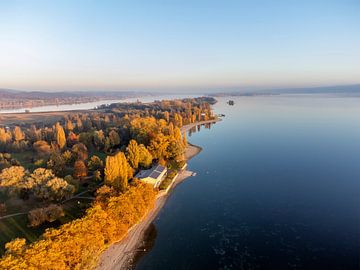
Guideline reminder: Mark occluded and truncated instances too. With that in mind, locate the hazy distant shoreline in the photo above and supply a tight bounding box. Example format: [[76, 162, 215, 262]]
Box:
[[0, 89, 153, 113], [0, 98, 131, 114], [208, 84, 360, 97]]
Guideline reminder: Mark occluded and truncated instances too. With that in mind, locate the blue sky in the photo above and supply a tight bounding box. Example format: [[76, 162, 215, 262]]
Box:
[[0, 0, 359, 92]]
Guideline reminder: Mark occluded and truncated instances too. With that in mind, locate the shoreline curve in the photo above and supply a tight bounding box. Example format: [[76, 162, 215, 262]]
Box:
[[96, 119, 220, 270]]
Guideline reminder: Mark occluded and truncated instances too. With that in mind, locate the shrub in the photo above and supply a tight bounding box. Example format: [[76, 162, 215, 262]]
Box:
[[64, 175, 79, 192], [73, 160, 88, 179], [34, 159, 45, 168], [33, 140, 51, 157], [87, 155, 103, 171], [28, 204, 65, 227], [159, 171, 177, 190], [93, 170, 102, 182]]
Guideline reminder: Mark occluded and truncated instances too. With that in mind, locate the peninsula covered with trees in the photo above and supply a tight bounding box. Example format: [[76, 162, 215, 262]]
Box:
[[0, 97, 217, 269]]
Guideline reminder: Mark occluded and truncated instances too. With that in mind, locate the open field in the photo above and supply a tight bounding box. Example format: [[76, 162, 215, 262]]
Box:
[[11, 151, 37, 170], [0, 111, 87, 126]]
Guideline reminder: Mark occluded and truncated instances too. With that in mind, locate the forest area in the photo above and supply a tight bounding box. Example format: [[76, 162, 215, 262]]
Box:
[[0, 97, 216, 269]]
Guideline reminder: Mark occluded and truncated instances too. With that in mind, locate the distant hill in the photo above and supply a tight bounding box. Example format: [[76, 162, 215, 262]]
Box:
[[210, 84, 360, 97], [265, 84, 360, 94], [0, 89, 148, 100], [0, 89, 151, 111]]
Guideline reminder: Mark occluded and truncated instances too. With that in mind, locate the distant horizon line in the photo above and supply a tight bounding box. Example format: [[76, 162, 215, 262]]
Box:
[[1, 83, 359, 94]]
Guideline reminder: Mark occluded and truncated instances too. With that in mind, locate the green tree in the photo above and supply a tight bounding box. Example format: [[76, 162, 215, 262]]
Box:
[[93, 130, 105, 150], [62, 150, 75, 165], [88, 155, 103, 171], [47, 152, 66, 176], [79, 132, 93, 149], [72, 143, 88, 160], [108, 130, 120, 148], [167, 139, 185, 160]]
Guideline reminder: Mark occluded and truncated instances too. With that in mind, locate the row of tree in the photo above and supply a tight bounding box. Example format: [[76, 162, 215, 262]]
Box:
[[0, 97, 214, 153], [0, 167, 75, 201]]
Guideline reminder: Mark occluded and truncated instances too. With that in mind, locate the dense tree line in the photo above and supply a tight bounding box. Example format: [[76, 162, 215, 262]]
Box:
[[0, 97, 214, 153], [0, 181, 156, 269]]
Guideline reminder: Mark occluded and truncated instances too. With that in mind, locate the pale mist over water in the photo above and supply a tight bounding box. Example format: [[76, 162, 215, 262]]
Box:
[[135, 95, 360, 270]]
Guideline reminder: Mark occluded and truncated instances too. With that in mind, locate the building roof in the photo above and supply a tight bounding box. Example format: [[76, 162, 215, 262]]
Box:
[[136, 164, 167, 180]]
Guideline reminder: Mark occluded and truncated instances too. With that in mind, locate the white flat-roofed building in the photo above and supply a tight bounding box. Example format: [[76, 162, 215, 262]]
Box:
[[135, 164, 167, 188]]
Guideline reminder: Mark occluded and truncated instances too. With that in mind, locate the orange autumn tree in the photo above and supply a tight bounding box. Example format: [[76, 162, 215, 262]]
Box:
[[73, 159, 88, 179], [55, 122, 66, 149], [0, 181, 156, 270]]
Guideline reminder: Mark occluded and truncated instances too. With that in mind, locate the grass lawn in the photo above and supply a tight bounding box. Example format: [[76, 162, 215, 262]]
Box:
[[0, 214, 40, 254], [0, 151, 97, 255], [12, 151, 36, 170], [0, 197, 93, 255]]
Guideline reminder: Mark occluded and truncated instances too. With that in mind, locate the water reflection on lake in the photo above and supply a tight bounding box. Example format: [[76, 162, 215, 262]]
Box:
[[135, 95, 360, 270]]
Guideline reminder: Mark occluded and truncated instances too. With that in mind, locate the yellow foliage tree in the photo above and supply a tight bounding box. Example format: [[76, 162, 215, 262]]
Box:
[[13, 126, 25, 142], [55, 122, 66, 149], [104, 152, 133, 191], [126, 139, 140, 169], [0, 181, 156, 270]]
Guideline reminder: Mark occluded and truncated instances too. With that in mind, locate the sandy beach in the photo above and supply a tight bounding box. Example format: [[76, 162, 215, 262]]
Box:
[[97, 119, 220, 270]]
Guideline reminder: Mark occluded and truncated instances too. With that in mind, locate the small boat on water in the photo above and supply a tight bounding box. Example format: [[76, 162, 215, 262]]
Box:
[[227, 100, 235, 105]]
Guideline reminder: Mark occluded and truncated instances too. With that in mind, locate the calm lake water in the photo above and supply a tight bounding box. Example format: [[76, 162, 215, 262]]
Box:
[[135, 95, 360, 270], [0, 94, 197, 113]]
